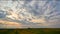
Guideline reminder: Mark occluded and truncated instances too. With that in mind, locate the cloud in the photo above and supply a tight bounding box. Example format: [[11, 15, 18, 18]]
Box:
[[0, 0, 60, 28], [0, 19, 23, 28], [0, 10, 6, 18]]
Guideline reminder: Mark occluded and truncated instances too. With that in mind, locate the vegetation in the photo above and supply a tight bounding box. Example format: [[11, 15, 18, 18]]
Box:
[[0, 28, 60, 34]]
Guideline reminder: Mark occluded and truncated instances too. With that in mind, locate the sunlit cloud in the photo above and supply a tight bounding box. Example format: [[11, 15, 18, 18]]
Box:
[[0, 0, 60, 28]]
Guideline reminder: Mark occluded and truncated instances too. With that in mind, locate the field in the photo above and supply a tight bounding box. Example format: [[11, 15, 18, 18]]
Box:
[[0, 28, 60, 34]]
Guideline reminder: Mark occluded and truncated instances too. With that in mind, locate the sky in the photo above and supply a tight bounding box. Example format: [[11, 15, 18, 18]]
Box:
[[0, 0, 60, 28]]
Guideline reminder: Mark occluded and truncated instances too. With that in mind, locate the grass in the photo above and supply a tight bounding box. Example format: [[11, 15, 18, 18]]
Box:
[[0, 28, 60, 34]]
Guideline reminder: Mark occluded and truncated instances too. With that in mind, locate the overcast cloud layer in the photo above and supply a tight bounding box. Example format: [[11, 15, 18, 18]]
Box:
[[0, 0, 60, 28]]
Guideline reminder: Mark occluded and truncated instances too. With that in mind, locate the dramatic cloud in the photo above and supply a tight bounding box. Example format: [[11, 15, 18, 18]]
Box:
[[0, 0, 60, 28]]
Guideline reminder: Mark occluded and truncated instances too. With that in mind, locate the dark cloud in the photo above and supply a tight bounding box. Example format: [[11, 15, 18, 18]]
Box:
[[0, 10, 6, 18]]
